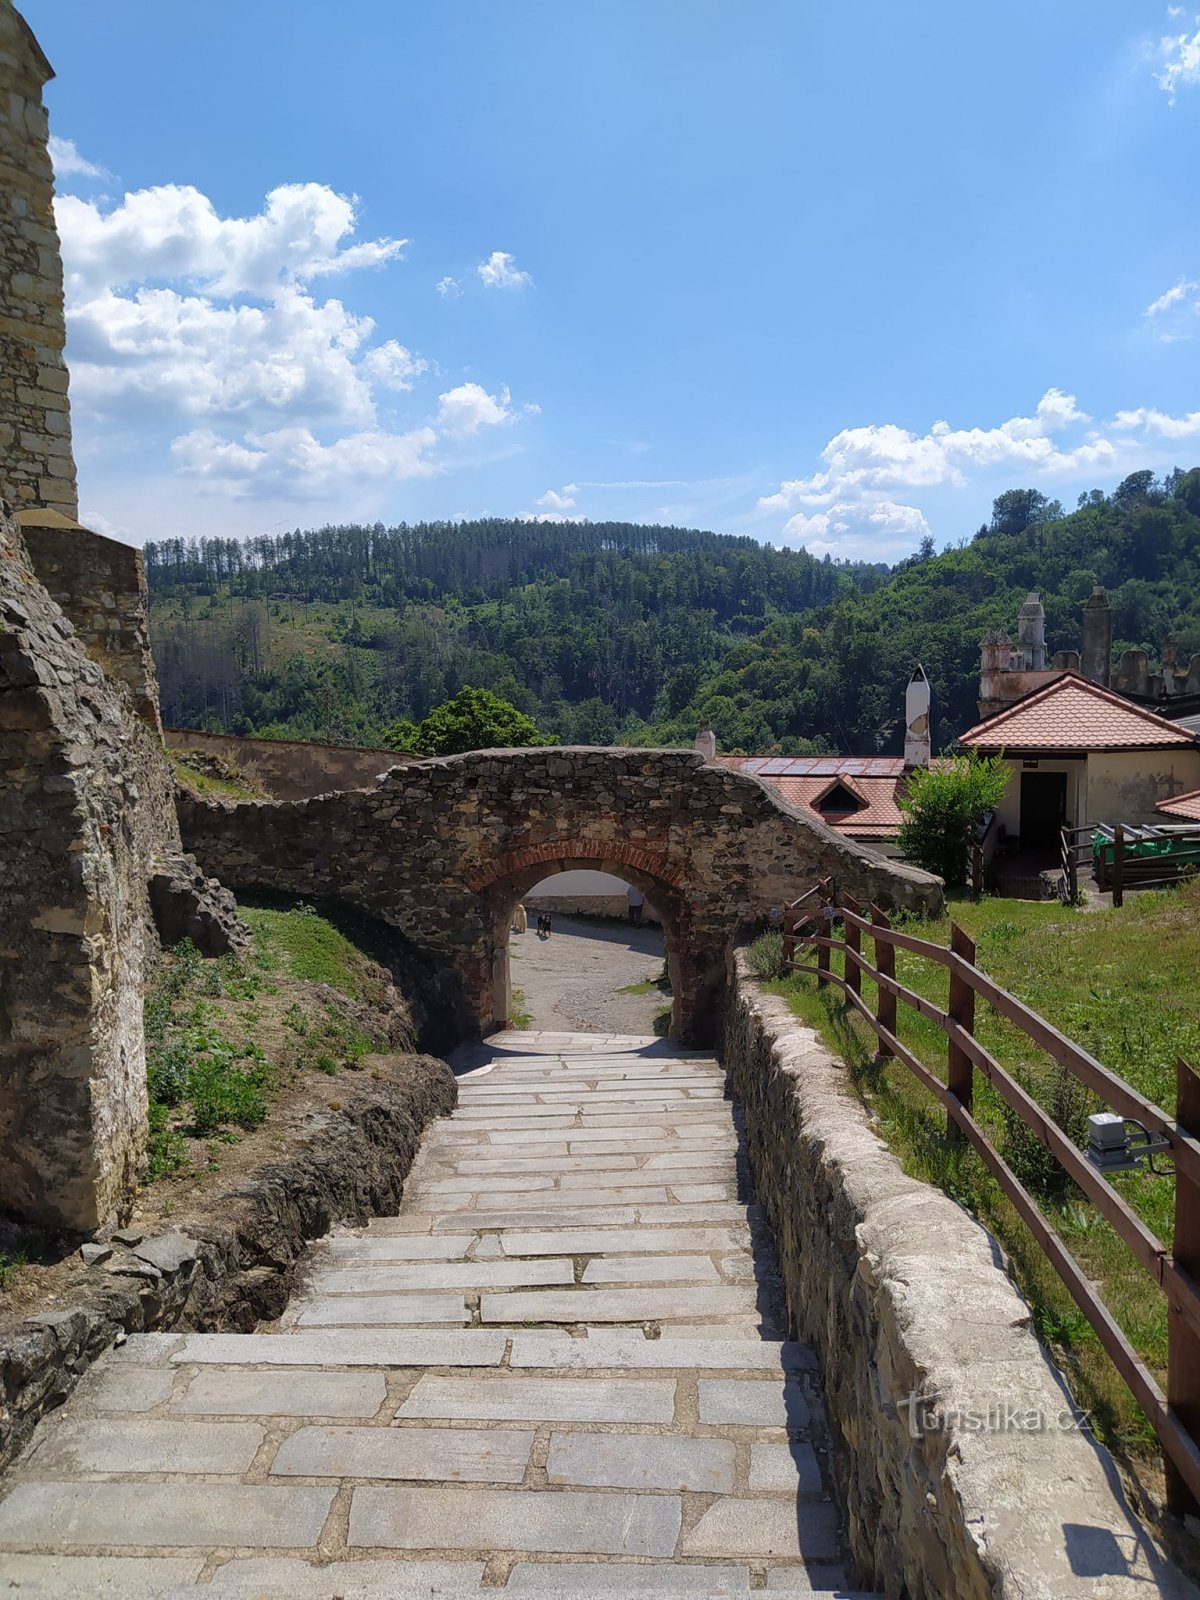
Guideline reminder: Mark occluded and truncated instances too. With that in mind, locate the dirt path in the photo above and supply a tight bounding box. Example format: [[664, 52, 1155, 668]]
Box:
[[509, 916, 667, 1035]]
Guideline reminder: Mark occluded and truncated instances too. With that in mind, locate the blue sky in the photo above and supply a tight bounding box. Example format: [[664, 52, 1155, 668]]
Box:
[[23, 0, 1200, 560]]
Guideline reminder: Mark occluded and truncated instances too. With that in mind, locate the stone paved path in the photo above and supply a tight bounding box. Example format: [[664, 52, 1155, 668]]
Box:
[[0, 1033, 874, 1598]]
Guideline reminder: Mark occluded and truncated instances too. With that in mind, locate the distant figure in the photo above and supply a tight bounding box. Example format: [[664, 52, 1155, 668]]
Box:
[[543, 912, 553, 939], [512, 903, 527, 934], [627, 884, 645, 926]]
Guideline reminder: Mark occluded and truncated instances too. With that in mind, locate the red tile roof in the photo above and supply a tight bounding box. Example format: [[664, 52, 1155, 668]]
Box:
[[958, 672, 1198, 753], [1157, 788, 1200, 821], [718, 756, 906, 836]]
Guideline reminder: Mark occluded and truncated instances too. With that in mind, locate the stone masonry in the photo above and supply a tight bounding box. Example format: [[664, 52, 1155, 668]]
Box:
[[0, 500, 180, 1232], [0, 1030, 875, 1598], [178, 748, 943, 1046], [0, 0, 78, 519]]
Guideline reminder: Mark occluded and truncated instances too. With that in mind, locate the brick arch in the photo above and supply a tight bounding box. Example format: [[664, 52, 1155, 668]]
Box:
[[464, 839, 686, 895]]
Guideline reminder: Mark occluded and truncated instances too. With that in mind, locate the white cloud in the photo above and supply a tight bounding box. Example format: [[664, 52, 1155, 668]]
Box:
[[48, 136, 106, 180], [436, 382, 515, 436], [436, 275, 461, 297], [1110, 405, 1200, 439], [56, 177, 531, 502], [760, 389, 1107, 515], [779, 500, 931, 561], [477, 250, 532, 290], [1156, 17, 1200, 99], [536, 486, 577, 510], [1144, 276, 1200, 340]]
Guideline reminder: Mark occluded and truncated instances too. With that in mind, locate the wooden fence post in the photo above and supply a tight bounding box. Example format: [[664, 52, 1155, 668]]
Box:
[[816, 878, 832, 990], [1112, 825, 1125, 908], [871, 904, 896, 1058], [1168, 1057, 1200, 1516], [782, 902, 795, 971], [946, 922, 976, 1142], [842, 890, 861, 998]]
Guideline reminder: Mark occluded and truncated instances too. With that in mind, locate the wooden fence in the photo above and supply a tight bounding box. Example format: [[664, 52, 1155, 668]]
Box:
[[781, 878, 1200, 1512]]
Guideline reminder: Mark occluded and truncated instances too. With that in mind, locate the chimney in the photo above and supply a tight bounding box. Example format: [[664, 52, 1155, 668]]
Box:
[[979, 631, 1013, 714], [904, 664, 931, 768], [694, 723, 716, 761], [1016, 592, 1046, 670], [1080, 586, 1112, 688]]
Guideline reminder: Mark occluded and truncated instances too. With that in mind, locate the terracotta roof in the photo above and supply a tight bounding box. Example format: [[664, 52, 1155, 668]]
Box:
[[718, 756, 906, 836], [959, 672, 1199, 753], [1157, 789, 1200, 822]]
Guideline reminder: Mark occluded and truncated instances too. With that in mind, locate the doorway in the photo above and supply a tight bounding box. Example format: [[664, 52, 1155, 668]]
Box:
[[1019, 771, 1067, 850]]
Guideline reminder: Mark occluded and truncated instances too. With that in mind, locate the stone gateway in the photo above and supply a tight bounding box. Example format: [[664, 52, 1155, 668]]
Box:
[[179, 747, 942, 1045]]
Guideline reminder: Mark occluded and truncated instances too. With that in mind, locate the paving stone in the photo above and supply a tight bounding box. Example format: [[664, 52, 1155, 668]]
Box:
[[431, 1206, 642, 1232], [698, 1379, 811, 1429], [581, 1255, 722, 1284], [481, 1285, 756, 1324], [547, 1431, 735, 1492], [327, 1234, 478, 1261], [504, 1563, 751, 1594], [559, 1168, 720, 1191], [499, 1226, 751, 1257], [176, 1331, 507, 1366], [297, 1293, 468, 1326], [489, 1126, 711, 1146], [311, 1259, 574, 1293], [679, 1499, 840, 1561], [0, 1482, 336, 1549], [27, 1418, 263, 1474], [348, 1484, 682, 1557], [447, 1184, 675, 1208], [105, 1333, 181, 1365], [175, 1369, 386, 1418], [272, 1424, 534, 1482], [201, 1557, 488, 1596], [86, 1366, 176, 1412], [396, 1375, 676, 1423], [643, 1151, 740, 1170], [509, 1333, 809, 1371], [635, 1203, 759, 1225], [0, 1555, 205, 1594], [452, 1154, 639, 1175], [419, 1174, 558, 1195], [671, 1184, 735, 1202], [570, 1142, 732, 1160], [749, 1440, 824, 1494]]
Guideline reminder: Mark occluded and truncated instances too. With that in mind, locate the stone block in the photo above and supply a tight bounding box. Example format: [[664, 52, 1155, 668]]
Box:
[[0, 1482, 335, 1549], [175, 1330, 507, 1366], [509, 1333, 809, 1372], [272, 1424, 534, 1482], [175, 1369, 386, 1418], [679, 1498, 840, 1561], [482, 1285, 756, 1324], [297, 1292, 468, 1326], [311, 1258, 573, 1292], [87, 1366, 175, 1412], [748, 1440, 824, 1495], [580, 1255, 722, 1284], [697, 1379, 809, 1430], [504, 1563, 751, 1594], [27, 1417, 263, 1474], [547, 1431, 735, 1492], [201, 1558, 488, 1596], [396, 1375, 676, 1423]]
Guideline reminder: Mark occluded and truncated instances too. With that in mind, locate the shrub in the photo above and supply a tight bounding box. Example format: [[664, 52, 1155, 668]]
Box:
[[1000, 1063, 1096, 1203], [747, 930, 785, 980], [897, 753, 1011, 885]]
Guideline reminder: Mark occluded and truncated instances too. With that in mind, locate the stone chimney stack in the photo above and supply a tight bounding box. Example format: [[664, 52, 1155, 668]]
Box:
[[904, 664, 931, 768], [1080, 586, 1112, 688], [1016, 592, 1046, 671], [694, 723, 716, 762]]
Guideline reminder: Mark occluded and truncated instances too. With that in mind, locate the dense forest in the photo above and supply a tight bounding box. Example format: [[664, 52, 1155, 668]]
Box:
[[146, 467, 1200, 756]]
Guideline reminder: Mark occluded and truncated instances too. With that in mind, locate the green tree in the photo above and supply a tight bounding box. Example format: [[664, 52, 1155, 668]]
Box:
[[380, 718, 422, 753], [897, 754, 1011, 885], [417, 686, 550, 756]]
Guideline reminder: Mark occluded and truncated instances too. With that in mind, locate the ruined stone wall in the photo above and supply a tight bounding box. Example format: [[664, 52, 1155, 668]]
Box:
[[164, 726, 415, 800], [722, 951, 1178, 1600], [22, 512, 161, 730], [178, 747, 942, 1043], [0, 4, 77, 519], [0, 502, 179, 1232]]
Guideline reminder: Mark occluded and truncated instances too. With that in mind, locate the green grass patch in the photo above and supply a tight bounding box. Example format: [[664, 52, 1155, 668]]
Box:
[[165, 749, 261, 801], [242, 902, 386, 1001], [509, 988, 532, 1030], [755, 880, 1200, 1467]]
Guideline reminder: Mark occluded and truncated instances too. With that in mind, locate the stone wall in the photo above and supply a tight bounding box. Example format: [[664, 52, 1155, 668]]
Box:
[[0, 502, 178, 1232], [164, 726, 415, 800], [178, 747, 943, 1045], [722, 951, 1183, 1600], [22, 511, 161, 730], [0, 4, 77, 519]]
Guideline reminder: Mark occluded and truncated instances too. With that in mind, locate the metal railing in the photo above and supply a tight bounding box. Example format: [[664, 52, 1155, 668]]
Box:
[[780, 877, 1200, 1512]]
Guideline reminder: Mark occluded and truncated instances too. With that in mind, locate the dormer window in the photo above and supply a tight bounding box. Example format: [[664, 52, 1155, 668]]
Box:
[[815, 780, 864, 814]]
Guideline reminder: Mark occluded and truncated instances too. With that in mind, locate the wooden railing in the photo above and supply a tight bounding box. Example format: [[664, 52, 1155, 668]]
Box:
[[780, 877, 1200, 1512], [1059, 824, 1093, 903]]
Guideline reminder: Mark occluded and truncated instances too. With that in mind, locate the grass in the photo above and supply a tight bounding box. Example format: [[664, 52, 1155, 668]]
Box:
[[142, 900, 395, 1185], [165, 748, 261, 801], [509, 988, 532, 1030], [752, 879, 1200, 1483]]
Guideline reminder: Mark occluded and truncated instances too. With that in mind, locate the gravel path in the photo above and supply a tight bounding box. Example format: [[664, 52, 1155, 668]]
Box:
[[509, 916, 668, 1035]]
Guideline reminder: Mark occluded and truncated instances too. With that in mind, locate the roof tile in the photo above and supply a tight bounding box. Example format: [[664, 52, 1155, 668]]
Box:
[[959, 672, 1198, 752]]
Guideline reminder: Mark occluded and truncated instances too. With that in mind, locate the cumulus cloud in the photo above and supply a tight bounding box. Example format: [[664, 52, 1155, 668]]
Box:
[[477, 250, 532, 290], [48, 136, 106, 179], [1145, 277, 1200, 339], [535, 486, 577, 510], [436, 275, 461, 297], [1156, 17, 1200, 99], [56, 178, 530, 500], [760, 389, 1200, 557]]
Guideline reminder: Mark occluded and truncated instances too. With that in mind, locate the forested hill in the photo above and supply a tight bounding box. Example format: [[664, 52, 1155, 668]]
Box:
[[146, 468, 1200, 756]]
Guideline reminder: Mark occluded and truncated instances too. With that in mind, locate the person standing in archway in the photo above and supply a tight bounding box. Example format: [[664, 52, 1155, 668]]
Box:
[[627, 884, 644, 926]]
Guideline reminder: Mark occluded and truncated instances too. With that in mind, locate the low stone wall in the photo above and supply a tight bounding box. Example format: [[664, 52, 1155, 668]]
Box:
[[523, 893, 663, 925], [0, 1053, 454, 1475], [722, 950, 1184, 1600], [165, 727, 416, 801]]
